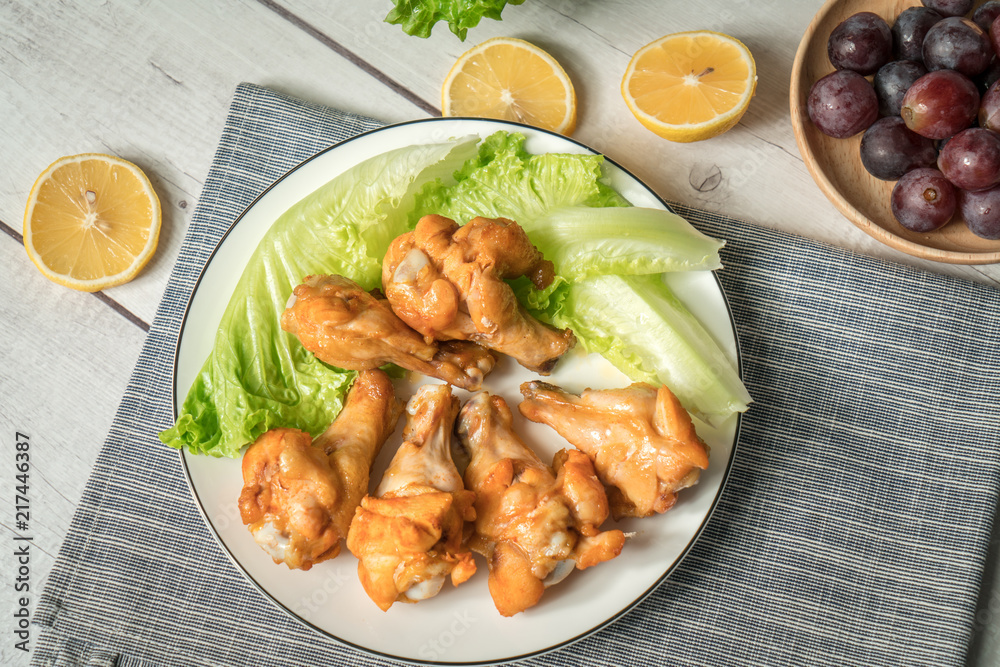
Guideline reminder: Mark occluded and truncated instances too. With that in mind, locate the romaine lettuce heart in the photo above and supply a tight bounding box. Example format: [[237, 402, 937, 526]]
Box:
[[163, 129, 750, 459]]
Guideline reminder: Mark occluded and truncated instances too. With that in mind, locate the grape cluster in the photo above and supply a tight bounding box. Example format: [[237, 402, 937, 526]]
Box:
[[806, 1, 1000, 240]]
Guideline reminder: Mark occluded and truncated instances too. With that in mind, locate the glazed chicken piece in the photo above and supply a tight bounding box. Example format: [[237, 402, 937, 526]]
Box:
[[281, 274, 496, 391], [456, 392, 625, 617], [518, 381, 709, 520], [382, 214, 576, 374], [238, 369, 402, 570], [346, 383, 477, 611]]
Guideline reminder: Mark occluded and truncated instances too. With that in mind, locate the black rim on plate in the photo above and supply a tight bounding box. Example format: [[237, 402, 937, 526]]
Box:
[[170, 117, 746, 666]]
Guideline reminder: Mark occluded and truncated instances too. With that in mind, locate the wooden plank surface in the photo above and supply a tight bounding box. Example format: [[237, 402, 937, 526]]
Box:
[[1, 1, 998, 665], [0, 237, 147, 666]]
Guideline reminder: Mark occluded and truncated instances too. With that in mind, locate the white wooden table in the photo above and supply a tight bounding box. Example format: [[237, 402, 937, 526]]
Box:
[[2, 2, 998, 665]]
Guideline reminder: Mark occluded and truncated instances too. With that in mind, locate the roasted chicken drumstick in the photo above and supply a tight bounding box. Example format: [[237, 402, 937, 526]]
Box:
[[281, 273, 496, 391], [382, 214, 576, 374], [347, 383, 477, 611], [518, 381, 709, 520], [456, 391, 625, 616], [238, 369, 401, 570]]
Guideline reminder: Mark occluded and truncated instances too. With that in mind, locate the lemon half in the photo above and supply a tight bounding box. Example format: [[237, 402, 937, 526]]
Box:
[[443, 36, 577, 135], [24, 153, 161, 292], [622, 31, 757, 143]]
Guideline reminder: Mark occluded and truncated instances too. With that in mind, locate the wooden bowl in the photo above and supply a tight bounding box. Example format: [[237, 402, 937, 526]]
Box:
[[790, 0, 1000, 264]]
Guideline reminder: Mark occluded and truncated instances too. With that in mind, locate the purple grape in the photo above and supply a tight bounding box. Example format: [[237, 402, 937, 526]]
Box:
[[828, 12, 893, 75], [893, 7, 945, 61], [922, 17, 992, 76], [937, 127, 1000, 191], [891, 167, 957, 231], [958, 186, 1000, 238], [860, 117, 938, 180], [973, 0, 1000, 32], [874, 60, 927, 117], [991, 15, 1000, 59], [921, 0, 974, 18], [901, 70, 980, 139], [980, 80, 1000, 131], [807, 70, 879, 139]]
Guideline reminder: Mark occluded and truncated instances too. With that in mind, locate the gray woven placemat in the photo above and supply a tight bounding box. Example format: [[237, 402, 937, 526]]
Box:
[[30, 82, 1000, 667]]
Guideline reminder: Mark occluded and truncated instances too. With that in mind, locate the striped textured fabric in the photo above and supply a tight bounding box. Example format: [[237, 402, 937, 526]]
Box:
[[31, 82, 1000, 667]]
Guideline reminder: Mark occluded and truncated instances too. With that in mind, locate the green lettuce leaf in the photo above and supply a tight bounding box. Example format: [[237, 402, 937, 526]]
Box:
[[413, 130, 628, 223], [532, 274, 752, 425], [385, 0, 526, 40], [525, 206, 724, 280], [160, 136, 479, 457]]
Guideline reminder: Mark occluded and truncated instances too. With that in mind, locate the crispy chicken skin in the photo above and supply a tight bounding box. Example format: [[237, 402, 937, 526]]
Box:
[[281, 274, 496, 391], [347, 384, 476, 611], [382, 214, 576, 374], [238, 370, 402, 570], [456, 392, 625, 617], [518, 381, 709, 520]]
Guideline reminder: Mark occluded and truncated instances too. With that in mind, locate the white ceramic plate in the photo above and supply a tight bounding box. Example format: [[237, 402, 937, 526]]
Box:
[[174, 118, 743, 665]]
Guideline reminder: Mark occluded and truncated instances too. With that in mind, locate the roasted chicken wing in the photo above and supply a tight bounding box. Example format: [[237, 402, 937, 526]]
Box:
[[518, 381, 709, 520], [281, 274, 496, 391], [347, 383, 477, 611], [382, 214, 576, 374], [238, 369, 402, 570], [456, 391, 625, 616]]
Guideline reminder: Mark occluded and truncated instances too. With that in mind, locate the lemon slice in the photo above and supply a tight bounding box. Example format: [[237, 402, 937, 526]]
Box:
[[622, 31, 757, 143], [442, 36, 577, 135], [23, 153, 161, 292]]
